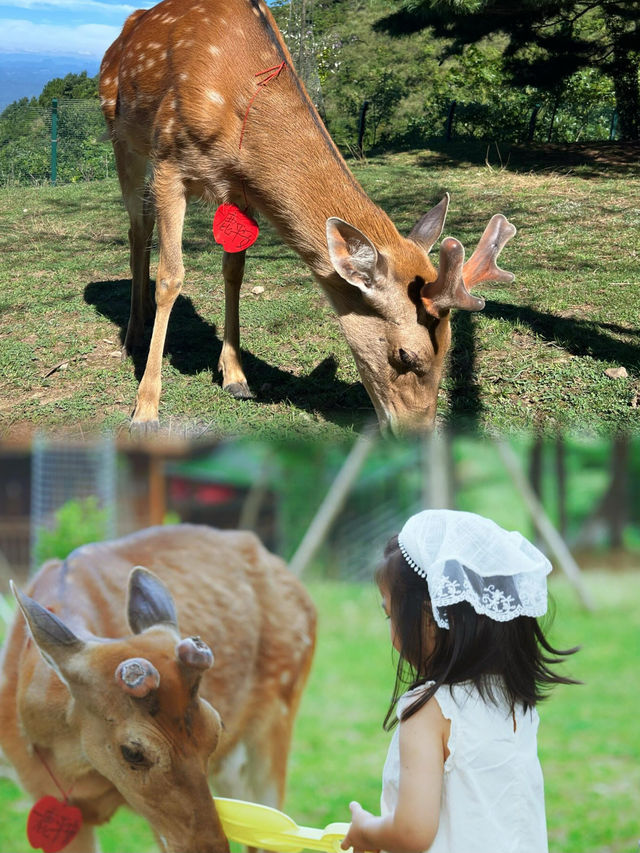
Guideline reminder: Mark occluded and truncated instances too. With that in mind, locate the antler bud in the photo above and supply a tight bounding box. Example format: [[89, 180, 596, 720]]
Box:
[[176, 636, 214, 671], [463, 214, 516, 288], [421, 237, 485, 319], [115, 657, 160, 697]]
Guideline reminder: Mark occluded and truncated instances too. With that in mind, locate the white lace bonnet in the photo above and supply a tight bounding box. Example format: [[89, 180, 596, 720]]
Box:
[[397, 510, 551, 629]]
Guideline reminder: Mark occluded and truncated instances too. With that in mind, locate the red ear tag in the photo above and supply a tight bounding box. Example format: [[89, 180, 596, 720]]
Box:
[[213, 204, 259, 252], [27, 796, 83, 853]]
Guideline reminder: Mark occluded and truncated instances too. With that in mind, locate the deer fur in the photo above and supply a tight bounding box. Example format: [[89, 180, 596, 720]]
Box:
[[100, 0, 515, 433], [0, 525, 316, 853]]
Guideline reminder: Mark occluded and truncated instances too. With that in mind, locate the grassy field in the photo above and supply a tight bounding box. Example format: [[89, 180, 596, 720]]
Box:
[[0, 572, 638, 853], [0, 143, 638, 439]]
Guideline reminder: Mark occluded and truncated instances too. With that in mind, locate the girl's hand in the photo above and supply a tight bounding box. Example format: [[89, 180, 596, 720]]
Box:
[[341, 801, 380, 853]]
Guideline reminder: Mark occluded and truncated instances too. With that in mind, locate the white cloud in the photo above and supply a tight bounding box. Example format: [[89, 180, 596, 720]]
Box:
[[2, 0, 141, 15], [0, 17, 121, 56]]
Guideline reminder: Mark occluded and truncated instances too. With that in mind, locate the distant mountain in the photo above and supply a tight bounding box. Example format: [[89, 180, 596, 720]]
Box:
[[0, 53, 101, 112]]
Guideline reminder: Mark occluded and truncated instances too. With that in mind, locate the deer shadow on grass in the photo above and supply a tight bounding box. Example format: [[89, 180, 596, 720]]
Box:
[[443, 299, 640, 433], [83, 279, 371, 429], [484, 301, 640, 375]]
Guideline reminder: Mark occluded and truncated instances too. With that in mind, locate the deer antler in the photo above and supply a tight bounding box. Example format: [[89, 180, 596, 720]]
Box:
[[176, 636, 214, 671], [463, 214, 516, 288], [115, 658, 160, 698], [421, 237, 485, 319]]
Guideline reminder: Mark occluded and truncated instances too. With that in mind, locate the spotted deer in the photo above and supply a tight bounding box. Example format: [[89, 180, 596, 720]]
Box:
[[99, 0, 515, 434], [0, 525, 316, 853]]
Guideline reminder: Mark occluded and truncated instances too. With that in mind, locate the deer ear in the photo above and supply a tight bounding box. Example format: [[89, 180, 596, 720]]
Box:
[[326, 218, 385, 293], [127, 567, 178, 634], [11, 580, 85, 680], [408, 194, 450, 253]]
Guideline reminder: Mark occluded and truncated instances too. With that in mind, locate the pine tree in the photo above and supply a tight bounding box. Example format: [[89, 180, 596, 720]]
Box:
[[377, 0, 640, 140]]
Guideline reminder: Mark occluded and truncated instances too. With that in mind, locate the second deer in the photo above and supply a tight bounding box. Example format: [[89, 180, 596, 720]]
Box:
[[0, 525, 316, 853]]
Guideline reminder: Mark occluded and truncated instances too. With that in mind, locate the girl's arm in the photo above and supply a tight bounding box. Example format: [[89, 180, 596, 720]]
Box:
[[341, 697, 448, 853]]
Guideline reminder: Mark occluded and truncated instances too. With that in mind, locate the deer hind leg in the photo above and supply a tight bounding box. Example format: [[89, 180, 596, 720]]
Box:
[[112, 137, 155, 356], [218, 249, 254, 399], [131, 160, 186, 429]]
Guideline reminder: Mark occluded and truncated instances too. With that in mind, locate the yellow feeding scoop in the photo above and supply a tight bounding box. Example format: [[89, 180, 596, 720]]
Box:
[[213, 797, 351, 853]]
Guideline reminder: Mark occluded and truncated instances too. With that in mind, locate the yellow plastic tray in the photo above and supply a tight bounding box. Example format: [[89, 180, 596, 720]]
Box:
[[214, 797, 350, 853]]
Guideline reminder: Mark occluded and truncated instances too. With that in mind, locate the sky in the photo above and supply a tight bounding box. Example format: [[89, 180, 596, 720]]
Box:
[[0, 0, 153, 58]]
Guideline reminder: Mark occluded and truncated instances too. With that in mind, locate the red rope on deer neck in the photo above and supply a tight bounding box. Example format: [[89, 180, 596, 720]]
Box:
[[27, 747, 82, 852], [238, 61, 287, 150], [213, 63, 286, 253]]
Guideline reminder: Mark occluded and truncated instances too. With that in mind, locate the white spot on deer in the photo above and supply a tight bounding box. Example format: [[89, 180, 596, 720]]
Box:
[[161, 50, 167, 60], [146, 58, 156, 69], [252, 4, 260, 15], [209, 45, 221, 57], [280, 670, 292, 686], [103, 75, 112, 86], [148, 41, 161, 49], [165, 118, 175, 135], [180, 72, 189, 81], [207, 90, 225, 105]]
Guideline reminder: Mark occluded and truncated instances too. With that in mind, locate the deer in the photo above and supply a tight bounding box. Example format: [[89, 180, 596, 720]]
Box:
[[99, 0, 516, 434], [0, 524, 316, 853]]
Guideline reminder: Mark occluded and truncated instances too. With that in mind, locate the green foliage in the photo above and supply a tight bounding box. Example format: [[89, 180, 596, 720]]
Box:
[[38, 71, 99, 106], [377, 0, 637, 139], [32, 496, 110, 566]]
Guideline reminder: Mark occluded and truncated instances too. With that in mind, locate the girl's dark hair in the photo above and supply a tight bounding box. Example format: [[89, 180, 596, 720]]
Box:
[[376, 535, 580, 731]]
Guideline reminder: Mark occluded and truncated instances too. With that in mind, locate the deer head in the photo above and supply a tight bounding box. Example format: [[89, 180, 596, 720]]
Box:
[[325, 196, 516, 433], [12, 568, 228, 853]]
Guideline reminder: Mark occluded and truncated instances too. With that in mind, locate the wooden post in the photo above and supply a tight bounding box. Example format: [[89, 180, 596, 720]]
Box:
[[527, 104, 540, 143], [148, 455, 166, 526], [445, 100, 457, 143], [495, 440, 595, 611], [288, 428, 376, 576], [357, 100, 369, 156]]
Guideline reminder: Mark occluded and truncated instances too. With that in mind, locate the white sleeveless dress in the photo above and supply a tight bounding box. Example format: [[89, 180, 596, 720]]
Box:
[[381, 683, 548, 853]]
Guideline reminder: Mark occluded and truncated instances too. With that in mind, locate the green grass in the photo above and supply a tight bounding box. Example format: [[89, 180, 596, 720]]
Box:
[[0, 144, 638, 439], [0, 573, 638, 852]]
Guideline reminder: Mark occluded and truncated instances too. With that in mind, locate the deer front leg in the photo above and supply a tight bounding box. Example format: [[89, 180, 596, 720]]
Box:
[[130, 163, 186, 430], [218, 249, 254, 399]]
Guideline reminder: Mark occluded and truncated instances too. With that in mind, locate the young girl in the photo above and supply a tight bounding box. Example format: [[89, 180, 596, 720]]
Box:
[[341, 509, 578, 853]]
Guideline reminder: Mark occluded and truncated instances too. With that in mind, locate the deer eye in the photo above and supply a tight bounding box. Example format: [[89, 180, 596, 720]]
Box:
[[121, 744, 151, 769]]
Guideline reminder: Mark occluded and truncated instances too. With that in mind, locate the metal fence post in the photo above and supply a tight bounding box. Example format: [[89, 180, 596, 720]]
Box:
[[50, 98, 58, 185]]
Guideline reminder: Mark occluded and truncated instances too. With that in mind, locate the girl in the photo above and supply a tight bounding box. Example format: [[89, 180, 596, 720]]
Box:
[[341, 509, 579, 853]]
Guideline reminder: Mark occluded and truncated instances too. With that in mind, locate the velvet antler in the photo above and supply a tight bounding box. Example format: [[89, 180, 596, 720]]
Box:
[[463, 214, 516, 287], [421, 237, 485, 319], [115, 657, 160, 698]]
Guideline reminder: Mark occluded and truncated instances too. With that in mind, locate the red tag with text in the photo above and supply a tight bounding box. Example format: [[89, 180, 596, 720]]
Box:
[[27, 796, 83, 853], [213, 204, 259, 252]]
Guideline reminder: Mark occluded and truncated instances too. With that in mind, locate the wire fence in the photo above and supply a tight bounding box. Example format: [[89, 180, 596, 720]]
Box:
[[0, 94, 622, 187], [0, 98, 114, 187]]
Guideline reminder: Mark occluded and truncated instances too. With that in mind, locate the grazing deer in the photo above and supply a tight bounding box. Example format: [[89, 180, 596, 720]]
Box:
[[0, 525, 316, 853], [99, 0, 515, 434]]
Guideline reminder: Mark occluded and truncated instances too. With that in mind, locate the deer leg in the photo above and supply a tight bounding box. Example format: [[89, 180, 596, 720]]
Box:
[[218, 249, 254, 399], [112, 138, 155, 356], [130, 162, 186, 429]]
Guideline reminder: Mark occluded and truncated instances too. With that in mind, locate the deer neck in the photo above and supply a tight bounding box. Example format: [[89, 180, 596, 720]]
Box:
[[238, 78, 402, 280]]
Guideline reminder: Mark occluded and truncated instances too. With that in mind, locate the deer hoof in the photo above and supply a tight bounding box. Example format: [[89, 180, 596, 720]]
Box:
[[224, 382, 254, 400]]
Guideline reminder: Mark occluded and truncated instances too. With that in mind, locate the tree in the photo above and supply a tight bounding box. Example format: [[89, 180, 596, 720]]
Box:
[[377, 0, 640, 140]]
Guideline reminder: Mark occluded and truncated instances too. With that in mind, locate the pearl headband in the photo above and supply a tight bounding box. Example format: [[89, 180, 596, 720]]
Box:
[[397, 510, 551, 629]]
